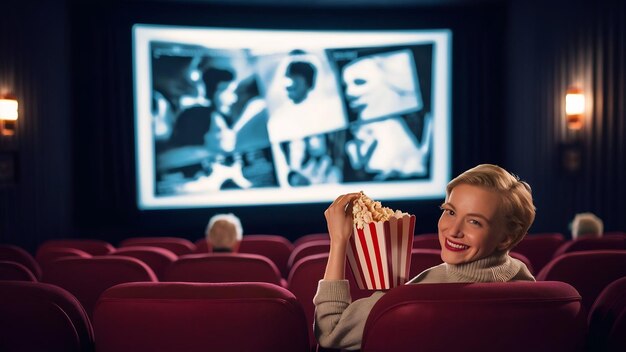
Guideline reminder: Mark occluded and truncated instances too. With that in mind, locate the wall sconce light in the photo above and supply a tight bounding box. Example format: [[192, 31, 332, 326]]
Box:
[[565, 87, 585, 130], [0, 94, 18, 136]]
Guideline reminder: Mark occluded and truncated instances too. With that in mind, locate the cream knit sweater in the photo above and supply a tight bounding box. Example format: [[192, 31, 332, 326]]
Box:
[[313, 252, 535, 350]]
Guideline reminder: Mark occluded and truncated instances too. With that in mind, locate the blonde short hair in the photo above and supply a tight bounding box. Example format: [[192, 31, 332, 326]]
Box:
[[205, 213, 243, 250], [446, 164, 536, 251], [571, 212, 603, 239]]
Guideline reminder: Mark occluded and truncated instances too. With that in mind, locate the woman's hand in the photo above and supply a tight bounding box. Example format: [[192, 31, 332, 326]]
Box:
[[323, 193, 360, 280], [324, 193, 360, 245]]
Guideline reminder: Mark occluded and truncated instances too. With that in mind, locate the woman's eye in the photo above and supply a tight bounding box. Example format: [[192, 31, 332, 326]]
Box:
[[442, 209, 454, 216], [469, 219, 482, 226]]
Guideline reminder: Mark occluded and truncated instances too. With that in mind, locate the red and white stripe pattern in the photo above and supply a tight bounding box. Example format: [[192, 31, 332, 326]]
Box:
[[347, 215, 416, 290]]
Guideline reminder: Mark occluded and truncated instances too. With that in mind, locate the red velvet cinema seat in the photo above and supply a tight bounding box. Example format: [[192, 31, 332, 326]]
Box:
[[587, 276, 626, 352], [42, 256, 157, 318], [287, 240, 330, 272], [0, 244, 42, 280], [408, 249, 443, 277], [163, 253, 285, 287], [0, 281, 94, 352], [119, 236, 196, 256], [552, 237, 626, 258], [292, 233, 329, 248], [412, 233, 440, 249], [193, 238, 212, 253], [93, 282, 310, 352], [0, 261, 38, 281], [512, 232, 565, 273], [239, 234, 294, 278], [361, 281, 586, 352], [110, 246, 177, 280], [36, 239, 115, 257], [36, 247, 92, 272], [537, 250, 626, 315]]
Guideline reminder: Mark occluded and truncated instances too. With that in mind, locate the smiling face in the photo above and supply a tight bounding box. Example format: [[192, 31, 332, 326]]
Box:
[[438, 184, 510, 265]]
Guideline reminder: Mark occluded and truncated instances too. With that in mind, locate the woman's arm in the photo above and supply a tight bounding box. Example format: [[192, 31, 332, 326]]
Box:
[[322, 193, 360, 280]]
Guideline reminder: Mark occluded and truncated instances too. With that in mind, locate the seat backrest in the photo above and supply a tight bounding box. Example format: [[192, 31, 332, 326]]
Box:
[[42, 256, 157, 318], [412, 234, 440, 249], [553, 237, 626, 258], [36, 239, 115, 257], [239, 235, 294, 278], [537, 250, 626, 312], [163, 253, 283, 286], [0, 244, 42, 280], [110, 246, 177, 280], [0, 261, 38, 281], [36, 247, 92, 272], [362, 281, 586, 352], [119, 237, 196, 256], [587, 276, 626, 352], [93, 282, 309, 352], [287, 240, 330, 271], [513, 233, 565, 273], [408, 248, 443, 277], [292, 233, 329, 248], [193, 238, 212, 253], [0, 281, 94, 352]]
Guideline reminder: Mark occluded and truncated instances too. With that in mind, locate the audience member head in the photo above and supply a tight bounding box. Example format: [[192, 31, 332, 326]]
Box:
[[205, 213, 243, 252], [571, 212, 604, 239], [439, 164, 536, 264]]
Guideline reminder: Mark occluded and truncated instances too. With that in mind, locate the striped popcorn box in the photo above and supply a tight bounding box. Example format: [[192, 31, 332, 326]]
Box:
[[347, 214, 416, 290]]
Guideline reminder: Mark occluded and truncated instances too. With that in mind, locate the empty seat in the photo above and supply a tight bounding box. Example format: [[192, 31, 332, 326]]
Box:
[[239, 235, 294, 278], [293, 233, 329, 248], [553, 237, 625, 258], [119, 237, 196, 256], [42, 256, 157, 318], [93, 282, 309, 352], [513, 232, 565, 273], [412, 234, 440, 249], [0, 281, 94, 352], [0, 261, 38, 281], [537, 250, 626, 313], [110, 246, 177, 280], [36, 247, 92, 272], [0, 244, 42, 280], [409, 249, 443, 277], [193, 238, 212, 253], [287, 240, 330, 271], [164, 253, 285, 287], [36, 239, 115, 257], [362, 281, 586, 352], [587, 276, 626, 352]]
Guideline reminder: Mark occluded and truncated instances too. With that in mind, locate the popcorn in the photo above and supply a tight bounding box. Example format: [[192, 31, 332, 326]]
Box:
[[352, 191, 408, 229], [347, 192, 415, 290]]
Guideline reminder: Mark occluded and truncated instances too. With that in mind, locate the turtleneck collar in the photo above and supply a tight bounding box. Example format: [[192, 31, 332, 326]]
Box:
[[445, 251, 522, 283]]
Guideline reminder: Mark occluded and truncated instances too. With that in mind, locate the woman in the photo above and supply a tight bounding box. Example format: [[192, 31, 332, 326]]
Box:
[[314, 164, 536, 350]]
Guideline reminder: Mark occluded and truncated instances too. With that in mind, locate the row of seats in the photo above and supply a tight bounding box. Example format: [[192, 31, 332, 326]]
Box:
[[10, 231, 625, 281], [2, 277, 625, 352], [4, 245, 625, 350]]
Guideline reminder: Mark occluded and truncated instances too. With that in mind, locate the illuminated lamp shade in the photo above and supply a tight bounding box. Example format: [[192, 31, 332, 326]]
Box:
[[0, 95, 18, 136], [565, 87, 585, 130]]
